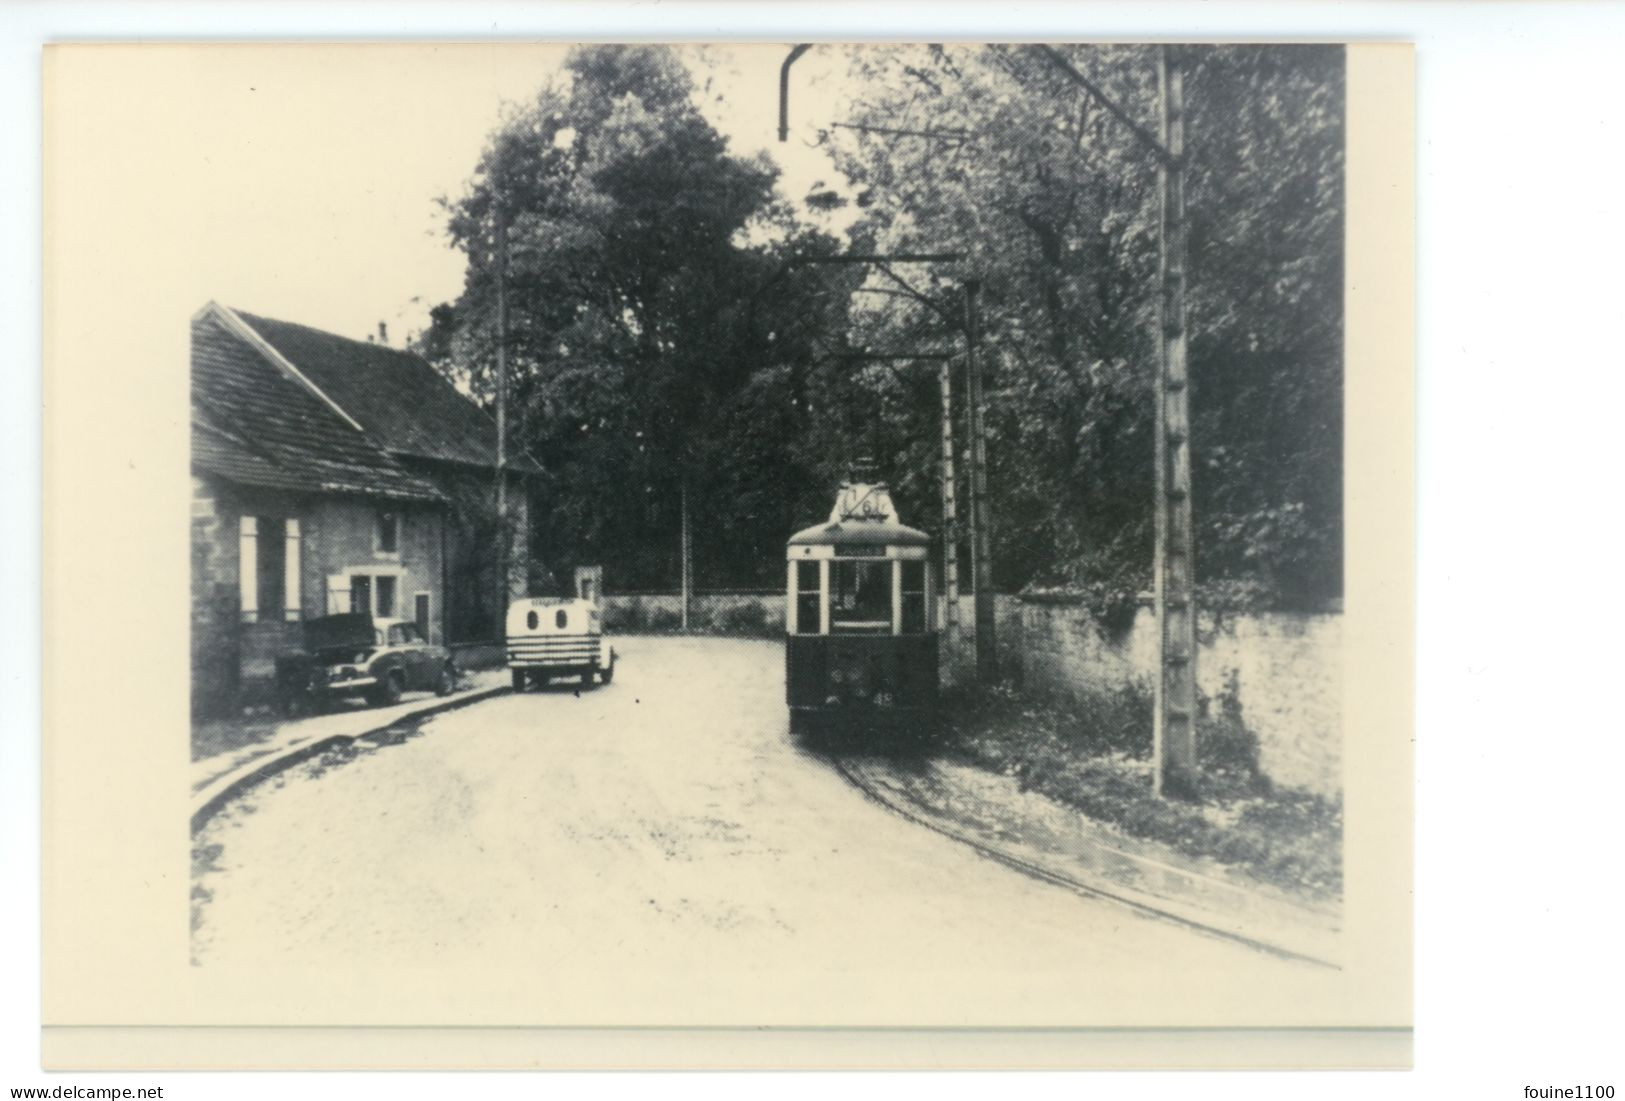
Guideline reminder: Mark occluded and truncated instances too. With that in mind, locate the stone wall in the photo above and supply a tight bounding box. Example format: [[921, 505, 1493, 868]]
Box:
[[595, 583, 1338, 796], [933, 593, 1024, 689], [601, 591, 784, 636], [190, 477, 239, 716], [981, 596, 1341, 798]]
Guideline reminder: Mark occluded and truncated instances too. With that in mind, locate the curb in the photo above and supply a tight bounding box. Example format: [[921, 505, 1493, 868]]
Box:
[[190, 684, 511, 834], [830, 756, 1341, 970]]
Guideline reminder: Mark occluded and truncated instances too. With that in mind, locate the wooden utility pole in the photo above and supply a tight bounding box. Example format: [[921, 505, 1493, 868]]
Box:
[[962, 279, 996, 682], [1153, 46, 1198, 795], [494, 195, 510, 623], [937, 359, 961, 659]]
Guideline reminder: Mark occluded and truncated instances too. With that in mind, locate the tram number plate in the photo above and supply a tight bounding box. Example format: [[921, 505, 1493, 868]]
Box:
[[872, 691, 896, 708]]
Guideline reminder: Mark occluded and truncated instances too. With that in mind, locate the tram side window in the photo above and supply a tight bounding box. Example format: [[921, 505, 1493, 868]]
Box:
[[795, 560, 820, 634], [900, 561, 927, 634], [831, 559, 891, 633]]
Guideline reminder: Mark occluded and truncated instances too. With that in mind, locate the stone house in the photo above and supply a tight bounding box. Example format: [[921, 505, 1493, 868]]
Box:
[[190, 302, 538, 715]]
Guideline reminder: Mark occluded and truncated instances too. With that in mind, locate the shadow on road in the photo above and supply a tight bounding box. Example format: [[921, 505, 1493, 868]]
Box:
[[788, 712, 941, 775]]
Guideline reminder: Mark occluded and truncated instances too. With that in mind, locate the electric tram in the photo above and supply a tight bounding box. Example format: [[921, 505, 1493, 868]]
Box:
[[785, 480, 939, 736]]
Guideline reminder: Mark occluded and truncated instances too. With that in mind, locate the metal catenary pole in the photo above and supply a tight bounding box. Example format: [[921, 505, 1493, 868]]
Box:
[[785, 243, 984, 677], [1032, 44, 1200, 796], [938, 357, 961, 660], [1154, 46, 1198, 795], [962, 279, 996, 682], [786, 46, 1195, 758]]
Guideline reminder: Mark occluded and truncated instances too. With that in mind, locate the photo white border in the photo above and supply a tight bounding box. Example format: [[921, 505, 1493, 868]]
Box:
[[11, 1, 1625, 1098]]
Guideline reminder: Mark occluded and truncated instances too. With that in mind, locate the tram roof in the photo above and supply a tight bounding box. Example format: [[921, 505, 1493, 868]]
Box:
[[786, 518, 932, 549]]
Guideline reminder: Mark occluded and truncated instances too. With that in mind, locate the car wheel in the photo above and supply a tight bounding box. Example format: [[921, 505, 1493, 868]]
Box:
[[372, 671, 403, 707], [278, 691, 306, 719], [511, 669, 526, 692], [435, 663, 455, 697]]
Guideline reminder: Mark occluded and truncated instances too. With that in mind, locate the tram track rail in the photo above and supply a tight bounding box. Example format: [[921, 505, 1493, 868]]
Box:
[[826, 753, 1341, 971]]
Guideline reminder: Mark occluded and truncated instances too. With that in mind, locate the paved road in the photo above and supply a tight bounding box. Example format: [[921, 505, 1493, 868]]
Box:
[[193, 636, 1325, 1024]]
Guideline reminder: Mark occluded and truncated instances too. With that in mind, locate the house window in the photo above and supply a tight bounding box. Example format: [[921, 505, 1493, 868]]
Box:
[[377, 510, 400, 554], [329, 570, 405, 619], [240, 515, 298, 623], [283, 519, 302, 621], [375, 575, 397, 618], [239, 517, 258, 622]]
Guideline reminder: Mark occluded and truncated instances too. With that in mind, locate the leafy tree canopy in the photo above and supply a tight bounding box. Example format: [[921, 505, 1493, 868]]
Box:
[[419, 44, 1344, 612], [817, 44, 1344, 614], [419, 45, 853, 590]]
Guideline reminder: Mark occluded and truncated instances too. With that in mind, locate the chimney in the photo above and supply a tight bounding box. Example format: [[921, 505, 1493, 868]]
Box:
[[377, 320, 389, 345]]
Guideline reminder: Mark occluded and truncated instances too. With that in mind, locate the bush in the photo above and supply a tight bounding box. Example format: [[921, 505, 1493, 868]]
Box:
[[1195, 669, 1271, 799], [715, 601, 773, 637], [1064, 681, 1155, 757], [644, 605, 682, 632], [935, 678, 1342, 899]]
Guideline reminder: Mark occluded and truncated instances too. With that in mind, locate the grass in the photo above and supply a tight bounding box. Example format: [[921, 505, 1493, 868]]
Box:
[[936, 678, 1343, 901]]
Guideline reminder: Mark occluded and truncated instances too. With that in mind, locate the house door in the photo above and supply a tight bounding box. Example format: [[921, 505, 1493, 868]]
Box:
[[415, 593, 431, 640], [349, 575, 371, 616]]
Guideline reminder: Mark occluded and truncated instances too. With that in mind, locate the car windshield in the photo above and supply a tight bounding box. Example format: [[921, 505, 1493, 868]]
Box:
[[387, 624, 420, 645]]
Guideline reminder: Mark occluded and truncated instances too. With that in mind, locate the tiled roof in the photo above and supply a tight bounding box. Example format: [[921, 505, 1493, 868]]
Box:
[[233, 309, 542, 475], [191, 310, 443, 503], [191, 411, 308, 493]]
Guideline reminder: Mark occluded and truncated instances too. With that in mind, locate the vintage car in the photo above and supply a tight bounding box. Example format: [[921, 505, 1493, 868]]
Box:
[[276, 612, 457, 713], [505, 597, 616, 690]]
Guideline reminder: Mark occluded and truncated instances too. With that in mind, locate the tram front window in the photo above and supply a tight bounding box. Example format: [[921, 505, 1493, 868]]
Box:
[[900, 560, 926, 634], [794, 560, 820, 635], [831, 559, 891, 633]]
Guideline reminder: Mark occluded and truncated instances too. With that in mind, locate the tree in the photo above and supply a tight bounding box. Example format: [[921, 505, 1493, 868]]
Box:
[[814, 44, 1345, 615], [418, 44, 1344, 610], [419, 45, 852, 591]]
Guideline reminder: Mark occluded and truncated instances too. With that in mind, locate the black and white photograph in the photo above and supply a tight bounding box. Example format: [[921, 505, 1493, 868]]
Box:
[[23, 0, 1625, 1095], [39, 35, 1413, 1072]]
